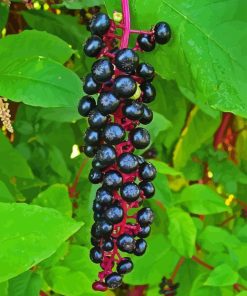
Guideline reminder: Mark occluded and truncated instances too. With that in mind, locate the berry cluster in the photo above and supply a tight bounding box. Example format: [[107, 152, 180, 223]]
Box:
[[78, 9, 171, 292], [159, 277, 179, 295]]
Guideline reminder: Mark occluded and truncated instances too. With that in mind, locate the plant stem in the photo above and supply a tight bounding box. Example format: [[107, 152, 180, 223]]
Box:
[[170, 257, 185, 281], [128, 285, 148, 296], [130, 29, 153, 35], [68, 158, 88, 198], [120, 0, 131, 48], [191, 256, 213, 270], [213, 112, 233, 149]]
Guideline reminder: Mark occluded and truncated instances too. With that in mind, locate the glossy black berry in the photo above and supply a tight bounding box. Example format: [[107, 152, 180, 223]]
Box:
[[84, 128, 100, 145], [137, 155, 145, 165], [93, 200, 103, 213], [103, 123, 126, 145], [88, 109, 108, 129], [83, 74, 101, 95], [139, 181, 155, 199], [140, 105, 153, 124], [105, 205, 124, 224], [102, 239, 114, 252], [120, 182, 140, 202], [78, 96, 96, 117], [141, 82, 156, 103], [90, 247, 103, 263], [98, 92, 120, 115], [94, 212, 102, 221], [103, 170, 123, 189], [96, 145, 117, 167], [138, 225, 151, 238], [105, 272, 122, 289], [134, 239, 147, 256], [123, 100, 144, 120], [92, 59, 114, 83], [84, 35, 104, 57], [91, 236, 100, 246], [137, 34, 155, 52], [136, 63, 155, 81], [118, 153, 138, 173], [92, 158, 107, 170], [154, 22, 171, 44], [84, 145, 97, 158], [89, 13, 110, 36], [95, 219, 113, 237], [117, 234, 135, 253], [113, 76, 137, 98], [129, 127, 150, 149], [137, 207, 154, 226], [96, 187, 113, 205], [115, 48, 139, 74], [139, 162, 157, 181], [117, 258, 134, 274], [89, 168, 103, 184]]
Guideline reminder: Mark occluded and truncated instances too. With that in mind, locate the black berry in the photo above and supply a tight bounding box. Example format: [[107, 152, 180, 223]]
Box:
[[89, 168, 103, 184], [139, 181, 155, 199], [89, 13, 110, 36], [102, 239, 114, 251], [113, 76, 137, 98], [96, 145, 117, 167], [78, 96, 96, 117], [138, 225, 151, 238], [105, 205, 124, 224], [117, 258, 134, 274], [103, 170, 123, 189], [84, 145, 97, 158], [141, 82, 156, 103], [154, 22, 171, 44], [140, 105, 153, 124], [90, 247, 103, 263], [139, 162, 157, 181], [103, 123, 126, 145], [129, 127, 150, 149], [105, 272, 122, 289], [117, 234, 135, 253], [84, 128, 101, 145], [134, 239, 147, 256], [137, 34, 155, 52], [92, 59, 114, 83], [98, 92, 120, 115], [115, 48, 139, 74], [96, 187, 113, 205], [137, 207, 154, 226], [84, 35, 104, 57], [83, 74, 101, 95], [123, 100, 144, 120], [120, 182, 140, 202], [136, 63, 155, 81], [118, 153, 138, 173], [88, 109, 108, 129]]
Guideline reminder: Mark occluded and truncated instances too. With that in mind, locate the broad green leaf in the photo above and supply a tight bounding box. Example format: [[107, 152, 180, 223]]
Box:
[[106, 0, 247, 117], [0, 131, 33, 179], [125, 235, 177, 285], [237, 292, 247, 296], [63, 0, 104, 9], [0, 202, 83, 282], [39, 106, 82, 122], [167, 207, 197, 257], [178, 184, 230, 215], [173, 107, 220, 169], [153, 173, 172, 207], [22, 10, 88, 50], [204, 264, 239, 287], [0, 56, 82, 107], [198, 226, 240, 253], [0, 30, 73, 64], [150, 159, 182, 176], [0, 3, 9, 34], [0, 281, 8, 296], [145, 111, 171, 144], [8, 271, 42, 296], [190, 273, 221, 296], [0, 180, 14, 202], [32, 184, 72, 217], [45, 266, 98, 296]]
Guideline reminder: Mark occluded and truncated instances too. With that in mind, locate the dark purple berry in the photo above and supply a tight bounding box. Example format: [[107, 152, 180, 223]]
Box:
[[105, 205, 124, 224], [141, 82, 156, 103], [134, 239, 147, 256], [103, 123, 126, 145], [117, 258, 133, 274], [96, 145, 117, 167], [123, 100, 144, 120], [120, 182, 140, 202], [83, 74, 101, 95], [138, 225, 151, 238], [118, 153, 138, 173], [129, 127, 150, 149], [117, 234, 135, 253], [137, 207, 154, 226], [113, 76, 137, 98], [136, 63, 155, 81], [84, 145, 97, 158], [98, 92, 120, 115], [139, 162, 157, 181], [137, 34, 155, 52], [95, 219, 113, 238], [92, 59, 114, 83], [139, 181, 155, 199], [89, 13, 110, 36], [115, 48, 139, 74], [78, 96, 96, 117], [96, 187, 113, 205], [105, 272, 122, 289], [140, 104, 153, 124], [103, 170, 123, 189], [90, 247, 103, 263], [102, 239, 114, 251], [84, 35, 104, 57], [84, 128, 100, 145], [89, 168, 103, 184], [154, 22, 171, 44], [88, 109, 108, 129]]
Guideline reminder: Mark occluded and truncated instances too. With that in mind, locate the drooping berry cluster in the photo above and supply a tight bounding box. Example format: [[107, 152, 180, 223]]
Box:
[[159, 277, 179, 295], [78, 7, 171, 292]]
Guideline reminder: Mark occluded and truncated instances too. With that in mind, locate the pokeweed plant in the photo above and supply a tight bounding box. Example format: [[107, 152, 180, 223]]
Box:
[[0, 1, 246, 296]]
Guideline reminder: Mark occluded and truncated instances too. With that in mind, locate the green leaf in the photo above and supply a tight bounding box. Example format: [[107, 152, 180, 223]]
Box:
[[32, 184, 72, 217], [204, 264, 239, 287], [22, 10, 88, 50], [0, 30, 73, 64], [150, 159, 182, 176], [63, 0, 104, 9], [178, 184, 230, 215], [0, 181, 14, 202], [173, 107, 220, 169], [0, 202, 82, 282], [0, 3, 9, 33], [0, 281, 8, 296], [153, 173, 172, 206], [167, 207, 197, 257], [0, 131, 33, 179], [198, 226, 240, 253], [190, 273, 221, 296], [124, 235, 177, 285], [237, 292, 247, 296], [38, 106, 82, 122], [8, 271, 42, 296], [105, 0, 247, 117], [145, 111, 171, 144], [0, 56, 82, 107]]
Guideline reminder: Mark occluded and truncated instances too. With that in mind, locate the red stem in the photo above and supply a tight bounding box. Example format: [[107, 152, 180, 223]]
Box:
[[170, 257, 185, 281], [213, 113, 233, 149], [128, 285, 148, 296], [120, 0, 131, 48], [191, 256, 213, 270], [130, 29, 153, 35], [219, 215, 235, 226], [68, 158, 88, 198]]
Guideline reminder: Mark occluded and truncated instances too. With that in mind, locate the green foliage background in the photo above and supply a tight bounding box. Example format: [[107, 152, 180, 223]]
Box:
[[0, 0, 246, 295]]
